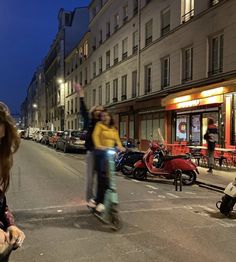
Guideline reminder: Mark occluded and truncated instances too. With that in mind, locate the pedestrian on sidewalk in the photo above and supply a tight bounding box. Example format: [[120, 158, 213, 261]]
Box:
[[204, 118, 218, 174], [74, 84, 104, 208], [92, 110, 124, 214], [0, 102, 25, 261]]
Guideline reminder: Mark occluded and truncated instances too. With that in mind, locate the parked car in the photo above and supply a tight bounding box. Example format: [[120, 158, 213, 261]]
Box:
[[34, 130, 46, 143], [56, 130, 86, 153], [25, 127, 39, 140], [41, 130, 54, 145], [48, 131, 63, 147]]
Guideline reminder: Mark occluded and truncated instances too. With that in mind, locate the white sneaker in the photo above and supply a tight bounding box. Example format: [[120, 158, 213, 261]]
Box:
[[87, 199, 96, 208], [95, 203, 105, 213]]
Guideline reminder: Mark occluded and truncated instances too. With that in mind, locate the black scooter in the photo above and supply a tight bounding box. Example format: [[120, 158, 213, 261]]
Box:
[[115, 141, 144, 176]]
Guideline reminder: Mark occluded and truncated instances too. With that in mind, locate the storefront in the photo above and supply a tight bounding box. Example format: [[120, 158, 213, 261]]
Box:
[[162, 84, 236, 147]]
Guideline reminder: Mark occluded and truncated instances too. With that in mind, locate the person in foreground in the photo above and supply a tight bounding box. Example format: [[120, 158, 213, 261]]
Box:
[[74, 84, 104, 208], [204, 118, 218, 174], [92, 110, 124, 214], [0, 102, 25, 261]]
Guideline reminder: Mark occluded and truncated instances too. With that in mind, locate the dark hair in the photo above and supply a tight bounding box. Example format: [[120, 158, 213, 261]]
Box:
[[208, 118, 214, 125], [0, 103, 20, 192], [101, 110, 115, 128]]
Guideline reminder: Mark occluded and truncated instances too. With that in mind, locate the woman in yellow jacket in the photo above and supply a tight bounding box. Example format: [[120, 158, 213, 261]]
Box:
[[92, 110, 124, 213]]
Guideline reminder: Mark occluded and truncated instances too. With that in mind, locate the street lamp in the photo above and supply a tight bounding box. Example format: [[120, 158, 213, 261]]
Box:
[[32, 103, 38, 109], [57, 78, 63, 84]]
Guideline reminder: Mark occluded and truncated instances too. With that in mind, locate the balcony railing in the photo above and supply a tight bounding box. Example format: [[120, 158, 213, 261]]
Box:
[[209, 0, 221, 7], [182, 9, 194, 23], [182, 76, 192, 83], [133, 45, 138, 54], [114, 58, 118, 65], [161, 24, 170, 36], [114, 25, 119, 32], [113, 97, 118, 102], [121, 94, 127, 101], [208, 67, 223, 76], [123, 16, 128, 24], [122, 52, 128, 60], [106, 63, 110, 69], [145, 36, 152, 47]]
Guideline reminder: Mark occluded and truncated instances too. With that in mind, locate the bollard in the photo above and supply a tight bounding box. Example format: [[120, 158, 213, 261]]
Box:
[[174, 169, 183, 192]]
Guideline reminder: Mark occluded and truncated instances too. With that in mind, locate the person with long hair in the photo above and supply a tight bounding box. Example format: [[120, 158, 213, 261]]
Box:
[[74, 84, 104, 208], [92, 110, 124, 214], [0, 102, 25, 260]]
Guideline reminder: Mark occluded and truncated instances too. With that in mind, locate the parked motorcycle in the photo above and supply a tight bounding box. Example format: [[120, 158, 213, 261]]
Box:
[[216, 178, 236, 216], [115, 140, 144, 176], [133, 141, 198, 185]]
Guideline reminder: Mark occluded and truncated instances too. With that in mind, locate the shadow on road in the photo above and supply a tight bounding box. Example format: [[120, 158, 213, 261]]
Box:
[[204, 210, 236, 220], [13, 209, 121, 233]]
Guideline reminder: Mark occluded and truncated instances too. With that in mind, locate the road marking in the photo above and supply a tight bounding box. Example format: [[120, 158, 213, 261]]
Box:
[[131, 179, 140, 183], [148, 190, 156, 194], [146, 185, 158, 190], [166, 193, 179, 198], [185, 191, 196, 195], [199, 205, 216, 212], [158, 195, 166, 198]]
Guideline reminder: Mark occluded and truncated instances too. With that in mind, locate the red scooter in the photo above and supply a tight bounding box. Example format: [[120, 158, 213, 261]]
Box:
[[133, 142, 198, 185]]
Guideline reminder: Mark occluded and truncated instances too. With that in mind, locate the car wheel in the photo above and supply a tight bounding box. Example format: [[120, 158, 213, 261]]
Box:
[[64, 144, 68, 153]]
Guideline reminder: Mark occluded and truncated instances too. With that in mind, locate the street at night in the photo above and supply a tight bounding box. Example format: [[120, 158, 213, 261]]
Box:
[[8, 141, 236, 262]]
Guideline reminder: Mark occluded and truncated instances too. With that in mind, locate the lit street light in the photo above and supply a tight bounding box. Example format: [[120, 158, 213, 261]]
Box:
[[32, 103, 38, 109]]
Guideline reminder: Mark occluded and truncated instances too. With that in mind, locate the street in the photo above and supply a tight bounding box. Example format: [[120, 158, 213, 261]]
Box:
[[8, 140, 236, 262]]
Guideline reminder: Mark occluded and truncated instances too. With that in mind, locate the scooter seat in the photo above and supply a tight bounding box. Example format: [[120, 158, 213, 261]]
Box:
[[163, 154, 189, 161]]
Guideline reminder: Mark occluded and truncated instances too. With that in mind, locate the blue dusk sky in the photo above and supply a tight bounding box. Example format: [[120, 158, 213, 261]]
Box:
[[0, 0, 91, 114]]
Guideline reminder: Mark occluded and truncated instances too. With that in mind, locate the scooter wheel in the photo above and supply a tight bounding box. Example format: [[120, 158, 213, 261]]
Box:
[[111, 213, 122, 231], [133, 168, 147, 180]]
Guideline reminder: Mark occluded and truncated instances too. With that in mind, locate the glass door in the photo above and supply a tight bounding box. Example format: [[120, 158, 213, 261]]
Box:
[[191, 114, 201, 144]]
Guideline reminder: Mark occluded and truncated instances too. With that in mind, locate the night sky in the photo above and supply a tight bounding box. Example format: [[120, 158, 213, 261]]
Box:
[[0, 0, 91, 114]]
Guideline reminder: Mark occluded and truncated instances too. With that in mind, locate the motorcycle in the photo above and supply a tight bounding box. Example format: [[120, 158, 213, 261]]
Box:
[[216, 178, 236, 216], [115, 140, 144, 176], [133, 141, 198, 185]]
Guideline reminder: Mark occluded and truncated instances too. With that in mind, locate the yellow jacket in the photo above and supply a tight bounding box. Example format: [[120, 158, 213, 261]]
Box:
[[92, 122, 122, 149]]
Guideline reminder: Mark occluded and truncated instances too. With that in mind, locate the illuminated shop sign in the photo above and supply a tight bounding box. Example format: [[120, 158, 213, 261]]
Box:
[[177, 99, 200, 109]]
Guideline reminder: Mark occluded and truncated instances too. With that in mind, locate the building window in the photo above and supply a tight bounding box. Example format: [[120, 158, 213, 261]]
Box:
[[79, 71, 82, 85], [146, 0, 151, 5], [161, 8, 170, 36], [93, 89, 96, 106], [129, 115, 134, 139], [71, 99, 74, 114], [133, 0, 138, 15], [144, 64, 152, 94], [93, 61, 96, 77], [71, 120, 74, 130], [92, 37, 96, 50], [106, 82, 110, 104], [75, 118, 77, 129], [145, 19, 153, 46], [182, 0, 194, 23], [75, 97, 78, 113], [114, 44, 119, 64], [99, 56, 103, 74], [113, 79, 118, 102], [140, 113, 165, 140], [114, 13, 119, 31], [67, 101, 70, 115], [99, 30, 103, 45], [209, 0, 221, 7], [182, 47, 193, 82], [122, 38, 128, 59], [68, 121, 70, 129], [106, 51, 110, 69], [133, 31, 138, 54], [106, 21, 110, 38], [132, 70, 137, 98], [84, 41, 88, 58], [209, 34, 224, 76], [85, 67, 88, 85], [98, 86, 102, 105], [121, 75, 127, 101], [161, 57, 170, 88], [123, 4, 128, 23]]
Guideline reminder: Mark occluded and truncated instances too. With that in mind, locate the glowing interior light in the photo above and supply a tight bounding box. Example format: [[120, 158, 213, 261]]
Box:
[[201, 87, 224, 98], [174, 95, 191, 103]]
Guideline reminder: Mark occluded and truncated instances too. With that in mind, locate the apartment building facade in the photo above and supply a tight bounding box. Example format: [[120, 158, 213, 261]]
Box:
[[87, 0, 236, 149], [64, 32, 90, 130]]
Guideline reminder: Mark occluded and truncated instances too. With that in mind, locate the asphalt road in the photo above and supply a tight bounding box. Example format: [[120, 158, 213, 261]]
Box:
[[7, 140, 236, 262]]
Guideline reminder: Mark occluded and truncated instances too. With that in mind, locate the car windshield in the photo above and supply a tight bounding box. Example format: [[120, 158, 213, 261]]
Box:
[[71, 131, 82, 138]]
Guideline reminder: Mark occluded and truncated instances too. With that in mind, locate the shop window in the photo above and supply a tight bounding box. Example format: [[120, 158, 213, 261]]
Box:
[[140, 113, 165, 140], [202, 112, 219, 144], [176, 115, 190, 142]]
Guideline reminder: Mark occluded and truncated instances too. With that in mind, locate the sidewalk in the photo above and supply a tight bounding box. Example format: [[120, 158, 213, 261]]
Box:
[[197, 166, 236, 190]]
